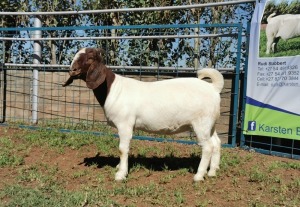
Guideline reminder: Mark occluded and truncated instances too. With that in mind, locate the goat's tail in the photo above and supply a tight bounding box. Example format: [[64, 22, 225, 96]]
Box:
[[197, 68, 224, 93], [267, 13, 276, 23]]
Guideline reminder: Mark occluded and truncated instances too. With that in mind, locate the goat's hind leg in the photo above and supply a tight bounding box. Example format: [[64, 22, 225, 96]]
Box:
[[207, 131, 221, 177], [192, 121, 214, 182], [266, 38, 274, 54]]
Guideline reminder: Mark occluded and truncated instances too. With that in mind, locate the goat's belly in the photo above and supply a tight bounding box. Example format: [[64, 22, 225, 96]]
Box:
[[134, 119, 192, 135]]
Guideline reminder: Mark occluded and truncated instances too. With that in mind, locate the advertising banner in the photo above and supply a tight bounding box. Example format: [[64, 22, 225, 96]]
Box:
[[243, 0, 300, 140]]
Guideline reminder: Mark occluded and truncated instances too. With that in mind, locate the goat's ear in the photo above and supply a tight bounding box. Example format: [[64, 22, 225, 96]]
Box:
[[86, 64, 106, 89]]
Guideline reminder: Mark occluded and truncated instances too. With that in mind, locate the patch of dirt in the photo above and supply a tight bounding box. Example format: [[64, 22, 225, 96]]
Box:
[[0, 127, 299, 207]]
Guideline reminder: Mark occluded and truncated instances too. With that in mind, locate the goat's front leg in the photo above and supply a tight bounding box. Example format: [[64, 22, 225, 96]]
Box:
[[115, 126, 133, 181]]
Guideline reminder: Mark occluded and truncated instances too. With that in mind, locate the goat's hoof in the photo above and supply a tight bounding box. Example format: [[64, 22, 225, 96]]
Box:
[[115, 172, 127, 181], [193, 174, 205, 182], [207, 169, 217, 177]]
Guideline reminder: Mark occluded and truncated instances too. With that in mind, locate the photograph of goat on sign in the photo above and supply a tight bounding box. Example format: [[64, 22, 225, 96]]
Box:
[[260, 0, 300, 57]]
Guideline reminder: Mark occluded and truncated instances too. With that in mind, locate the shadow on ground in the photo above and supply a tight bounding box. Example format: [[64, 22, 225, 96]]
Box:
[[81, 153, 200, 173]]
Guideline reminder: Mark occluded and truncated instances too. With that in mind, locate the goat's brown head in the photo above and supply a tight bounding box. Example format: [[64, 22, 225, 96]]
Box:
[[63, 48, 107, 89]]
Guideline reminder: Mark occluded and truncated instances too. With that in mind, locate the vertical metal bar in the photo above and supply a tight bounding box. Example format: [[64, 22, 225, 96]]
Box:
[[0, 40, 7, 123], [157, 28, 161, 80], [270, 137, 273, 154], [230, 24, 243, 147], [291, 139, 295, 159], [32, 16, 42, 124], [194, 25, 200, 70], [240, 22, 251, 147]]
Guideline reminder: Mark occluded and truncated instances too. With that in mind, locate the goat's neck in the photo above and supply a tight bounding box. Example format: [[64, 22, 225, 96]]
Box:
[[92, 69, 115, 107]]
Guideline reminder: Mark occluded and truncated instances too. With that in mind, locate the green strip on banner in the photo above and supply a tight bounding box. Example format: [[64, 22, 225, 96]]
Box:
[[244, 104, 300, 140]]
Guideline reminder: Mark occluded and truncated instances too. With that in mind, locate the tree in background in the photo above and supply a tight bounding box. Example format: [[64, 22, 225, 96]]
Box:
[[0, 0, 23, 63], [19, 0, 80, 64], [1, 0, 255, 70], [79, 0, 254, 69]]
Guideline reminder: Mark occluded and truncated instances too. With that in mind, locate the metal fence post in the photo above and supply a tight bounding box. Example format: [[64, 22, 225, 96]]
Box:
[[32, 16, 41, 124], [240, 22, 251, 147], [229, 23, 243, 147], [1, 40, 7, 123]]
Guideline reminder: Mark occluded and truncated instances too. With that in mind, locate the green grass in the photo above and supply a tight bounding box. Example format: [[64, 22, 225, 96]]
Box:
[[20, 128, 119, 155], [268, 160, 300, 171], [259, 30, 300, 57], [0, 137, 24, 167], [0, 151, 24, 167], [0, 127, 299, 207], [0, 185, 90, 207]]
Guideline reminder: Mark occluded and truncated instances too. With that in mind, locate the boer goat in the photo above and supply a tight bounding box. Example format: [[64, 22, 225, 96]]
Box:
[[63, 48, 224, 182], [266, 13, 300, 54]]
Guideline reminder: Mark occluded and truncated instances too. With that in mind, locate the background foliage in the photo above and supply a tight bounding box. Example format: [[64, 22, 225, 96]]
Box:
[[262, 0, 300, 23], [0, 0, 255, 69]]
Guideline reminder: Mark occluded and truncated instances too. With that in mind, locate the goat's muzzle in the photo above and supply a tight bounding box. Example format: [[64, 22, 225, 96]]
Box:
[[62, 76, 74, 87], [62, 69, 82, 87]]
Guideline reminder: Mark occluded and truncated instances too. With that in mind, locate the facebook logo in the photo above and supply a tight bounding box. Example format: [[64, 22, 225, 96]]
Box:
[[248, 121, 256, 131]]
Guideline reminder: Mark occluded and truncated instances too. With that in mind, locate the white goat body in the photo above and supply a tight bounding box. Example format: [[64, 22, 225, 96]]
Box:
[[105, 72, 222, 135], [266, 13, 300, 54], [64, 48, 224, 182]]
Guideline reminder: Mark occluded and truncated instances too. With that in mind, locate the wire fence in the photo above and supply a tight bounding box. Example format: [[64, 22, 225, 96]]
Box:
[[3, 1, 299, 159], [0, 20, 246, 147]]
